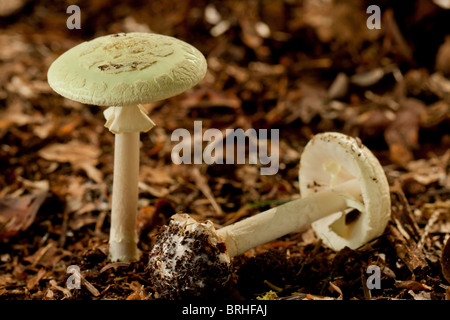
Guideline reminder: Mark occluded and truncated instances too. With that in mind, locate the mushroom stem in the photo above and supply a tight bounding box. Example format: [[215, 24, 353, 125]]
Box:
[[109, 131, 140, 262], [217, 178, 361, 257]]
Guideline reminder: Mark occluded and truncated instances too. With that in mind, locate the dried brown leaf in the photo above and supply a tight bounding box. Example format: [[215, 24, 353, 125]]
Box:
[[0, 190, 48, 240], [38, 140, 99, 165], [384, 98, 427, 166], [38, 140, 102, 182], [435, 36, 450, 76], [26, 268, 47, 290], [23, 242, 71, 268], [395, 280, 432, 291]]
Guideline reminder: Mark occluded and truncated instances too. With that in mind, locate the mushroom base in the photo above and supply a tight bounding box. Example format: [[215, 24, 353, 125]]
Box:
[[148, 214, 231, 299], [109, 240, 140, 262]]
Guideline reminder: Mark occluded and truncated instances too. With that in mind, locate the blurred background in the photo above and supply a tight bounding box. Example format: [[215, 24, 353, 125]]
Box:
[[0, 0, 449, 300]]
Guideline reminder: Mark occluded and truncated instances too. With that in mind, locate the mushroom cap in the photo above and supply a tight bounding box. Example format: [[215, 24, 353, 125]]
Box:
[[47, 32, 207, 106], [148, 214, 231, 299], [299, 132, 391, 251]]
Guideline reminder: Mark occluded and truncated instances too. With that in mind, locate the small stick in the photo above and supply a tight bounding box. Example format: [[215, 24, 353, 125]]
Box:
[[81, 276, 100, 297], [417, 210, 440, 251]]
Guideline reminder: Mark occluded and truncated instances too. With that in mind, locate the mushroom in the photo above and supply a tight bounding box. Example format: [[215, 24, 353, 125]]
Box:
[[47, 32, 207, 262], [148, 132, 391, 299]]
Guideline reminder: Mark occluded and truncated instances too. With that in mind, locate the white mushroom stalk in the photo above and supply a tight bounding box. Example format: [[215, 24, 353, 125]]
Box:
[[218, 178, 361, 258], [148, 132, 391, 299], [105, 106, 154, 262], [47, 32, 207, 262]]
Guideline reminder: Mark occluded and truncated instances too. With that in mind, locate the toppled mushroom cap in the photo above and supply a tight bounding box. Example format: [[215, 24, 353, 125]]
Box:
[[299, 132, 391, 251], [47, 32, 207, 106], [148, 214, 231, 299]]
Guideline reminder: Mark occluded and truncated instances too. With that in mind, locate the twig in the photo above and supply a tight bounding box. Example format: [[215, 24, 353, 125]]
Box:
[[81, 276, 100, 297], [58, 208, 70, 248], [417, 210, 440, 251], [191, 167, 223, 216], [99, 261, 131, 273], [49, 279, 72, 299], [386, 224, 428, 276], [30, 242, 53, 268], [390, 180, 422, 239]]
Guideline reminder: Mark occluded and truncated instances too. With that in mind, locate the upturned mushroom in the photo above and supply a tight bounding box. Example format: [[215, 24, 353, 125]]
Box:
[[47, 32, 207, 262], [148, 132, 391, 299]]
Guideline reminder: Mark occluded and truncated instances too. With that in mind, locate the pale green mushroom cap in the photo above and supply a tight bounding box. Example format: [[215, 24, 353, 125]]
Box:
[[47, 32, 207, 107]]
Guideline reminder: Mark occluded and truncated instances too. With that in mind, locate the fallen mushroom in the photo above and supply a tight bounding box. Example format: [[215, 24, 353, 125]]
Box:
[[148, 132, 391, 299], [47, 32, 207, 262]]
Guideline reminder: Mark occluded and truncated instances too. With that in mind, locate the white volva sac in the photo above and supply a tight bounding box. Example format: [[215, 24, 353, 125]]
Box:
[[47, 32, 207, 262]]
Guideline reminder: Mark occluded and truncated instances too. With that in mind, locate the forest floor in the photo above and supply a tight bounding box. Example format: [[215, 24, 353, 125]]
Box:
[[0, 0, 449, 300]]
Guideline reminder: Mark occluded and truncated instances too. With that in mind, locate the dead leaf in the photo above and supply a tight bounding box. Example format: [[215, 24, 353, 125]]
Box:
[[328, 72, 349, 100], [328, 281, 344, 300], [23, 241, 71, 268], [0, 98, 44, 130], [383, 8, 414, 62], [395, 280, 432, 291], [0, 33, 30, 59], [387, 143, 414, 168], [56, 115, 83, 136], [139, 166, 175, 185], [408, 290, 432, 300], [404, 157, 448, 186], [33, 121, 56, 140], [435, 36, 450, 76], [126, 281, 150, 300], [384, 98, 427, 166], [136, 205, 156, 237], [48, 279, 72, 299], [179, 86, 242, 110], [284, 83, 327, 124], [428, 72, 450, 98], [350, 68, 386, 87], [434, 0, 450, 9], [294, 0, 381, 45], [0, 190, 48, 240], [422, 101, 450, 128], [38, 140, 102, 182], [0, 274, 15, 287], [38, 140, 99, 165], [27, 268, 47, 290], [77, 162, 103, 184]]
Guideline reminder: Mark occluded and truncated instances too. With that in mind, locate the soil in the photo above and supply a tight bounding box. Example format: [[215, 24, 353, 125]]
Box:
[[0, 0, 449, 300]]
